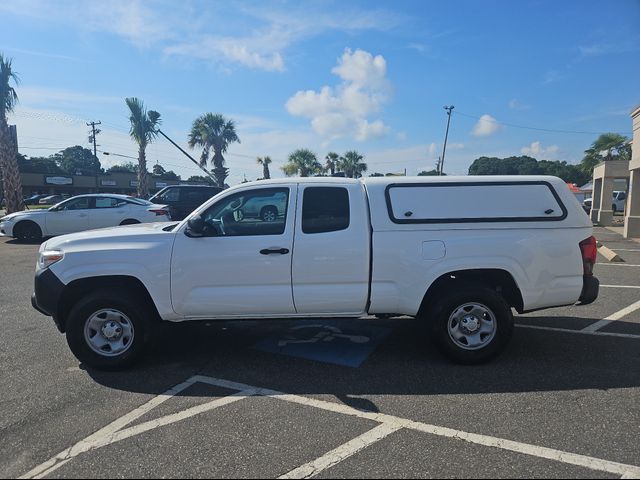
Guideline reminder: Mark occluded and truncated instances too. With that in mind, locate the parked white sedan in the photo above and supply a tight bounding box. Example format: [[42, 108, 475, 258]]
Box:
[[0, 194, 171, 242]]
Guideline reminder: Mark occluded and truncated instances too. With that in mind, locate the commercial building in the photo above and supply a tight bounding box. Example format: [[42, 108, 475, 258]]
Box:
[[20, 172, 182, 197]]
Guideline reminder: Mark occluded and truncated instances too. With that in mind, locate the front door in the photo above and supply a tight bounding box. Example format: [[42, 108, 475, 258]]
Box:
[[45, 197, 91, 235], [171, 185, 297, 317]]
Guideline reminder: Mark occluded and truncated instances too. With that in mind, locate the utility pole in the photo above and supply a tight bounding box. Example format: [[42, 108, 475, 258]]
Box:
[[440, 106, 454, 176], [87, 121, 101, 159]]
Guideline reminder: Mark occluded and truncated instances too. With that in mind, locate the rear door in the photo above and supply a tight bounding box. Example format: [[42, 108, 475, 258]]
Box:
[[291, 184, 370, 314], [171, 185, 297, 317], [89, 197, 128, 229]]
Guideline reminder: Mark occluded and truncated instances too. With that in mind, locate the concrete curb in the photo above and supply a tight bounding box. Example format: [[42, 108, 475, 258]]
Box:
[[596, 242, 624, 262]]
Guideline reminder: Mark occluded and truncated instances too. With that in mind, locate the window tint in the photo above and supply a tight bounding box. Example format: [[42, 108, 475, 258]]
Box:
[[201, 187, 289, 236], [95, 197, 119, 209], [157, 188, 180, 203], [61, 197, 91, 210], [302, 187, 350, 234]]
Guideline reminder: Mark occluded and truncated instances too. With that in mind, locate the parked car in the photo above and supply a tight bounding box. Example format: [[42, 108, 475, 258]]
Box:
[[583, 190, 627, 214], [24, 194, 49, 206], [39, 195, 65, 205], [32, 176, 599, 370], [1, 194, 170, 242], [148, 185, 223, 221]]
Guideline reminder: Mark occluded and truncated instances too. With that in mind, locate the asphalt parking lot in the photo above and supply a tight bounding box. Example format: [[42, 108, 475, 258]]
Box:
[[1, 226, 639, 479]]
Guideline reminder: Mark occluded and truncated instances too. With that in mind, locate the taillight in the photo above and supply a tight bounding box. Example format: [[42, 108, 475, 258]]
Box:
[[579, 236, 597, 276], [149, 209, 169, 217]]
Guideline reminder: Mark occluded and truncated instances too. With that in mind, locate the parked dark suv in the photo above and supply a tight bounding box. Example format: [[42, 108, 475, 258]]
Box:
[[149, 185, 223, 220]]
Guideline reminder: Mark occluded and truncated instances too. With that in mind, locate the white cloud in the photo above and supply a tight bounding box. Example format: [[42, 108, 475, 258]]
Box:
[[286, 48, 391, 142], [520, 141, 560, 159], [471, 114, 502, 137]]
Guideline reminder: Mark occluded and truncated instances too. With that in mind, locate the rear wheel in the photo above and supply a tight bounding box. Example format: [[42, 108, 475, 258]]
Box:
[[14, 221, 43, 243], [612, 204, 617, 214], [427, 286, 513, 364], [65, 289, 148, 370]]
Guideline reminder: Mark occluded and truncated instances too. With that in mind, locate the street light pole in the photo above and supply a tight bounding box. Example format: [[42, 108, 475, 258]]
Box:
[[440, 105, 454, 176]]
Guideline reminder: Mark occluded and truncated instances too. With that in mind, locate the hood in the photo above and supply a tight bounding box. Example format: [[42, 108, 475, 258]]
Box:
[[44, 221, 178, 251], [1, 209, 50, 221]]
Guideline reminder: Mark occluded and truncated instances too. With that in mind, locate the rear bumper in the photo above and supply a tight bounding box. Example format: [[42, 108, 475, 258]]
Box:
[[578, 275, 599, 305], [32, 268, 66, 332]]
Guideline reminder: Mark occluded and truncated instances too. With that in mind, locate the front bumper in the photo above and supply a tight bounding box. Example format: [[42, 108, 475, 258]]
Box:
[[32, 268, 66, 332], [578, 275, 599, 305], [0, 221, 13, 237]]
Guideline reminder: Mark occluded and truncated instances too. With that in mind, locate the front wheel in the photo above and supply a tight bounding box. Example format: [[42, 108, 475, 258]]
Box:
[[260, 206, 278, 222], [65, 290, 148, 370], [14, 221, 43, 243], [428, 287, 513, 364]]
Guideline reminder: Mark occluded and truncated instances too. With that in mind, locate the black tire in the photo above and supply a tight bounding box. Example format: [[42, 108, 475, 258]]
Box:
[[120, 219, 141, 226], [260, 206, 278, 222], [612, 204, 617, 215], [65, 289, 149, 370], [14, 220, 43, 243], [427, 286, 513, 364]]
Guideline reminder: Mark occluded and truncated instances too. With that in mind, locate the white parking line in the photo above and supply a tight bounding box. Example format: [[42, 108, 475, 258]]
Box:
[[516, 324, 640, 340], [601, 285, 640, 289], [597, 263, 640, 267], [20, 375, 640, 479], [581, 299, 640, 333], [279, 423, 401, 479]]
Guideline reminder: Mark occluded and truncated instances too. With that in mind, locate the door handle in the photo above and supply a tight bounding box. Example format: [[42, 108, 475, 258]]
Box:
[[260, 248, 290, 255]]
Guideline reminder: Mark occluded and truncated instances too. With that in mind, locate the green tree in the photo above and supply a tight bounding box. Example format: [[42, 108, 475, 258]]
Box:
[[188, 113, 240, 188], [282, 149, 322, 177], [468, 155, 588, 185], [107, 162, 138, 174], [152, 164, 166, 176], [126, 97, 161, 198], [186, 175, 216, 185], [338, 150, 367, 178], [0, 54, 23, 213], [17, 154, 65, 174], [54, 146, 101, 175], [257, 156, 272, 179], [579, 133, 631, 174], [417, 169, 442, 176], [325, 152, 339, 176]]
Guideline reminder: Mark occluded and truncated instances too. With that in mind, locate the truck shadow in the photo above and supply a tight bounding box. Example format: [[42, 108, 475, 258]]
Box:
[[85, 316, 640, 403]]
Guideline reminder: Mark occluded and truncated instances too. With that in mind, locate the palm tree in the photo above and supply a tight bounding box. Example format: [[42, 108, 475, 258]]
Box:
[[0, 54, 24, 214], [580, 133, 631, 174], [325, 152, 339, 176], [282, 149, 322, 177], [257, 156, 272, 180], [125, 97, 161, 198], [339, 150, 368, 178], [188, 113, 240, 188]]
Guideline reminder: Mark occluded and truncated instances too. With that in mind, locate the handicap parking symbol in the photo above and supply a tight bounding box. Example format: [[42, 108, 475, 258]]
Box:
[[254, 321, 391, 367]]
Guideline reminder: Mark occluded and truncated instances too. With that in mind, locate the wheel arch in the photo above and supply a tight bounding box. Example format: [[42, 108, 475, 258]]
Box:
[[13, 218, 44, 237], [57, 275, 161, 332], [418, 268, 524, 318]]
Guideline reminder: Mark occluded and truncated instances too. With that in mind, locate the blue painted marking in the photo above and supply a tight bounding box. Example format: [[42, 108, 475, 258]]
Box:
[[254, 320, 392, 367]]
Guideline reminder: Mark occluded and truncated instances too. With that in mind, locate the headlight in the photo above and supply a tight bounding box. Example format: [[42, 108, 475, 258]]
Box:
[[38, 250, 64, 270]]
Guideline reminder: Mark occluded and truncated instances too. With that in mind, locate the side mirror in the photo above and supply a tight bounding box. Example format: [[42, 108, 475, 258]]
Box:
[[185, 215, 206, 237]]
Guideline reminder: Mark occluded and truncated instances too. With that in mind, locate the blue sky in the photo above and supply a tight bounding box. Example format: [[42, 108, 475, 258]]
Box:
[[1, 0, 639, 184]]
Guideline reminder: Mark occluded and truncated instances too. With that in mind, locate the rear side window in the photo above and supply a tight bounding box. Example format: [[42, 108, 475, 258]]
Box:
[[386, 182, 567, 223], [302, 187, 350, 234]]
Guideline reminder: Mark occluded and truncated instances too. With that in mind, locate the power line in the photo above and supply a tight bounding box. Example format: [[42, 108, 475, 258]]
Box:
[[453, 111, 632, 135]]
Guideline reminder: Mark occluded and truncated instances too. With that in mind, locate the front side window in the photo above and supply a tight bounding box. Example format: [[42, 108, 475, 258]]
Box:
[[201, 187, 289, 236], [302, 187, 350, 234], [156, 188, 180, 203], [60, 197, 91, 210]]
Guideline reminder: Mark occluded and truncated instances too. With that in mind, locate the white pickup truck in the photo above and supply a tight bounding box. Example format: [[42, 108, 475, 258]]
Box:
[[32, 176, 599, 370]]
